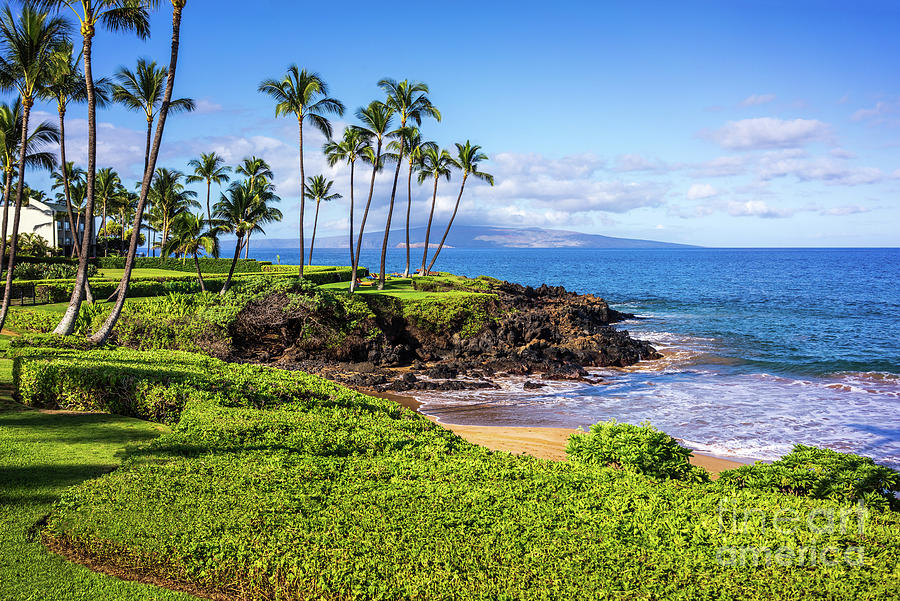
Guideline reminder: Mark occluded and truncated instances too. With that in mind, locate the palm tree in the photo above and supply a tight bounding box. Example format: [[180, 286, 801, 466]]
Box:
[[0, 99, 58, 274], [0, 4, 67, 332], [427, 141, 494, 273], [91, 0, 191, 345], [324, 126, 370, 267], [234, 155, 273, 259], [376, 79, 440, 289], [51, 160, 84, 236], [148, 168, 198, 254], [258, 66, 344, 276], [214, 181, 279, 294], [185, 151, 229, 227], [35, 0, 155, 338], [304, 174, 340, 265], [112, 57, 194, 176], [161, 212, 217, 291], [390, 128, 435, 277], [417, 146, 454, 275], [40, 40, 110, 259], [94, 166, 122, 256], [349, 101, 394, 292]]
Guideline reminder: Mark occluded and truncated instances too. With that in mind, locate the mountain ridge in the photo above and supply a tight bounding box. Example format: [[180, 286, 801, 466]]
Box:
[[250, 225, 698, 250]]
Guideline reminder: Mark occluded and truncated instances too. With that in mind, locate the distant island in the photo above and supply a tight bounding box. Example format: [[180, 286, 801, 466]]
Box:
[[251, 225, 699, 250]]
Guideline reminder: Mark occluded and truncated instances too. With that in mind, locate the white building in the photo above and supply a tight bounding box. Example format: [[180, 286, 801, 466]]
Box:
[[16, 198, 91, 255]]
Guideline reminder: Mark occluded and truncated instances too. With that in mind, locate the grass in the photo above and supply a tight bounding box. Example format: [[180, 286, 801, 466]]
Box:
[[319, 277, 489, 300], [12, 346, 900, 600], [0, 349, 198, 599]]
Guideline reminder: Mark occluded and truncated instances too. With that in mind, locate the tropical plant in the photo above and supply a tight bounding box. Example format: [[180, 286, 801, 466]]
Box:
[[214, 180, 279, 294], [304, 174, 340, 265], [0, 4, 67, 332], [91, 0, 191, 345], [427, 141, 493, 274], [9, 232, 52, 257], [185, 151, 229, 226], [391, 128, 434, 277], [416, 145, 453, 275], [39, 40, 110, 259], [258, 66, 344, 276], [37, 0, 156, 338], [51, 161, 84, 234], [161, 212, 218, 291], [94, 166, 122, 256], [147, 168, 198, 254], [0, 99, 58, 272], [112, 57, 194, 176], [234, 155, 273, 258], [376, 79, 440, 289], [324, 126, 371, 267], [349, 100, 394, 292]]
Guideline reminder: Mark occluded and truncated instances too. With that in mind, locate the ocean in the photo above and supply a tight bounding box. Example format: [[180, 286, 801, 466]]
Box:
[[250, 246, 900, 467]]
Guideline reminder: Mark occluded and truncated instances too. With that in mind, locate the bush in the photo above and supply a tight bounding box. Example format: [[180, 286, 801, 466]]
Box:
[[717, 444, 900, 510], [566, 420, 710, 482], [13, 262, 98, 281], [402, 293, 496, 338], [26, 347, 900, 600], [95, 256, 271, 274]]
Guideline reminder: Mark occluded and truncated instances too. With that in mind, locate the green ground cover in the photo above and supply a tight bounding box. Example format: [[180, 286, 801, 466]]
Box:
[[6, 343, 899, 600], [0, 346, 197, 600]]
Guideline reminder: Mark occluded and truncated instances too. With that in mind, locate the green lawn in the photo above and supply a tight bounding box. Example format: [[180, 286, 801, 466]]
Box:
[[0, 340, 197, 600], [319, 277, 487, 300]]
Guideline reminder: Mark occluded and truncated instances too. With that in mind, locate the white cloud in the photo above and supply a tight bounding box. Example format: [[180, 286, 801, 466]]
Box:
[[740, 93, 776, 106], [703, 117, 830, 150], [611, 153, 669, 172], [193, 99, 224, 114], [851, 100, 897, 123], [728, 200, 793, 218], [757, 150, 883, 185], [686, 183, 718, 200], [819, 205, 871, 216]]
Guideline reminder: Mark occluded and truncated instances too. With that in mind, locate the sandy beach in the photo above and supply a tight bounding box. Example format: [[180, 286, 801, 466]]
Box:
[[374, 391, 746, 476]]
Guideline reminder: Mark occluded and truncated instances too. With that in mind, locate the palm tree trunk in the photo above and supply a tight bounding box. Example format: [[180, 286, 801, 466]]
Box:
[[143, 116, 152, 179], [420, 175, 439, 275], [403, 158, 413, 277], [193, 252, 205, 292], [0, 98, 33, 331], [244, 230, 250, 259], [297, 118, 305, 277], [101, 199, 107, 256], [205, 179, 212, 227], [379, 133, 405, 289], [0, 171, 13, 280], [309, 199, 320, 265], [350, 139, 382, 293], [54, 31, 98, 336], [220, 235, 241, 295], [427, 173, 468, 274], [90, 0, 186, 344], [57, 108, 81, 259], [348, 160, 355, 268]]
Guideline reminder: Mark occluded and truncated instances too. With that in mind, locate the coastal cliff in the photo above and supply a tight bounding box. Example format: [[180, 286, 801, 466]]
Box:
[[229, 275, 660, 391]]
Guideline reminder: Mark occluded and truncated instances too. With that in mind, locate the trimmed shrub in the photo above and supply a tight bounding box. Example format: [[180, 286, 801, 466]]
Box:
[[717, 444, 900, 510], [566, 420, 710, 482], [95, 257, 271, 274]]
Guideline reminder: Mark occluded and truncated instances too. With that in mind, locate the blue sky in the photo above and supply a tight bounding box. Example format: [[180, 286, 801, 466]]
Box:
[[22, 0, 900, 246]]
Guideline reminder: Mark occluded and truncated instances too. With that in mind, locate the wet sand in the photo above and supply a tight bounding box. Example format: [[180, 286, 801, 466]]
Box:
[[373, 391, 746, 476]]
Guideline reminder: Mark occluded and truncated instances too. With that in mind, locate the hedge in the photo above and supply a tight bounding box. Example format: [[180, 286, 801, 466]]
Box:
[[1, 268, 360, 305], [94, 257, 271, 273], [10, 345, 899, 600]]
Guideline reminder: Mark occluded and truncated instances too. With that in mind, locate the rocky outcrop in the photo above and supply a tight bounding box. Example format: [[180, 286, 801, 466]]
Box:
[[230, 278, 659, 392]]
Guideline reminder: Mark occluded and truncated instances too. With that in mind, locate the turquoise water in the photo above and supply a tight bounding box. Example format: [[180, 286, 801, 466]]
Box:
[[252, 247, 900, 466]]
